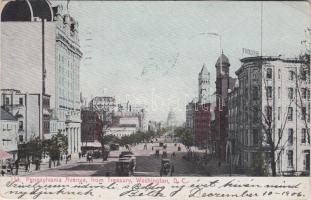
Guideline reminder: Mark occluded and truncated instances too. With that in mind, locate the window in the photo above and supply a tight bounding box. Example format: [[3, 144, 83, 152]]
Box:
[[266, 106, 272, 121], [278, 129, 282, 140], [19, 98, 23, 105], [288, 128, 293, 145], [253, 129, 259, 145], [302, 88, 307, 99], [289, 70, 295, 80], [287, 150, 293, 168], [18, 121, 23, 131], [253, 86, 259, 100], [301, 107, 306, 120], [245, 132, 248, 145], [266, 68, 272, 79], [245, 87, 248, 99], [278, 107, 281, 120], [5, 97, 9, 105], [278, 87, 281, 99], [288, 88, 294, 99], [301, 70, 307, 81], [301, 128, 306, 143], [288, 107, 293, 121], [267, 86, 272, 98]]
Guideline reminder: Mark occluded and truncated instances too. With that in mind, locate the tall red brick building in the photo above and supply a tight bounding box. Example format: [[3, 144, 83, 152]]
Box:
[[211, 53, 236, 160]]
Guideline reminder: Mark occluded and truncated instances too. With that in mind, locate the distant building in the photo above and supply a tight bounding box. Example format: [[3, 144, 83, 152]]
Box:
[[0, 108, 18, 160], [198, 64, 211, 104], [227, 55, 310, 175], [148, 120, 161, 132], [105, 127, 136, 138], [185, 65, 214, 148], [167, 110, 177, 128], [89, 96, 116, 127], [186, 100, 196, 136], [194, 103, 213, 148], [81, 108, 103, 151], [81, 109, 103, 143]]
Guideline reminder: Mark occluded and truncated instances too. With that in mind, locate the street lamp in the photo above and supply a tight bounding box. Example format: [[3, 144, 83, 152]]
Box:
[[201, 32, 223, 73]]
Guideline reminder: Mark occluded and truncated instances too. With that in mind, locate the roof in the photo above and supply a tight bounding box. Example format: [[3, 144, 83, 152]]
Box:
[[215, 53, 230, 67], [1, 0, 53, 22], [199, 64, 209, 75], [0, 108, 17, 121]]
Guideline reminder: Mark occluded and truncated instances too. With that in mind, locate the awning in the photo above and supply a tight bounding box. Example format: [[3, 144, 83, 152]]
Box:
[[0, 150, 13, 160]]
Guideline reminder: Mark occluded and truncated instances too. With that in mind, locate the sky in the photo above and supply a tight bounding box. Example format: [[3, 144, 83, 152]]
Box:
[[54, 1, 310, 124]]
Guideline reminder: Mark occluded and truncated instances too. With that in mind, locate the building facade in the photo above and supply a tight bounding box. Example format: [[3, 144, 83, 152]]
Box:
[[228, 56, 310, 175], [198, 65, 211, 104], [1, 89, 43, 142], [0, 108, 19, 160], [185, 65, 214, 148], [211, 53, 236, 160], [81, 108, 103, 150], [1, 1, 82, 155]]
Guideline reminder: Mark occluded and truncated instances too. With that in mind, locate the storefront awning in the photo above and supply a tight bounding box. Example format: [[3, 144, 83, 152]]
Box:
[[0, 150, 13, 160]]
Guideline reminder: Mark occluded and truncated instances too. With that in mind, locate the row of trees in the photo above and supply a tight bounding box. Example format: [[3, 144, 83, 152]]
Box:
[[18, 132, 68, 165], [100, 128, 168, 154]]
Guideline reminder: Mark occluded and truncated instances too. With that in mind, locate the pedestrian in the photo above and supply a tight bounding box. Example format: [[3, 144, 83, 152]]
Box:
[[27, 159, 31, 172], [15, 159, 19, 175], [170, 164, 174, 176], [49, 159, 52, 168], [1, 169, 5, 176], [79, 152, 81, 159], [25, 160, 29, 172], [8, 162, 13, 175]]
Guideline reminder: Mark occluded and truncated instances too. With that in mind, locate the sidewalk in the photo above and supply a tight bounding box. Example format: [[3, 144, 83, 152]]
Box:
[[9, 157, 84, 176]]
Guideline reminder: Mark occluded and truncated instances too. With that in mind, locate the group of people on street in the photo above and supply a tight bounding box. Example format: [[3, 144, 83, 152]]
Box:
[[1, 159, 32, 176]]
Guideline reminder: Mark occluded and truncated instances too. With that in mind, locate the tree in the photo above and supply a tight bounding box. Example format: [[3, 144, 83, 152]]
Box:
[[174, 127, 193, 151], [26, 136, 43, 161], [44, 132, 68, 165]]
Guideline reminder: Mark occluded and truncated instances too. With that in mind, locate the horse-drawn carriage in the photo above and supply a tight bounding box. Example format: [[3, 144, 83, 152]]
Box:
[[160, 159, 172, 176], [116, 151, 136, 176], [116, 160, 133, 176]]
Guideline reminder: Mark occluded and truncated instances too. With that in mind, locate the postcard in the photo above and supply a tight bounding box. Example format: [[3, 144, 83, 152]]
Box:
[[0, 0, 310, 199]]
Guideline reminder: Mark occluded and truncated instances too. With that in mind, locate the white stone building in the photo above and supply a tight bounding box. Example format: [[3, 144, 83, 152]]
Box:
[[0, 89, 49, 142], [228, 55, 310, 175], [1, 0, 82, 156], [0, 108, 19, 160]]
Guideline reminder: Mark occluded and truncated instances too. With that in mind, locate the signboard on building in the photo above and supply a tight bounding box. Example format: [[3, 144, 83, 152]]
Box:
[[242, 48, 259, 57]]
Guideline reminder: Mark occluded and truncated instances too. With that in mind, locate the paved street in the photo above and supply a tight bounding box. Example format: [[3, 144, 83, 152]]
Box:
[[18, 142, 209, 177]]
